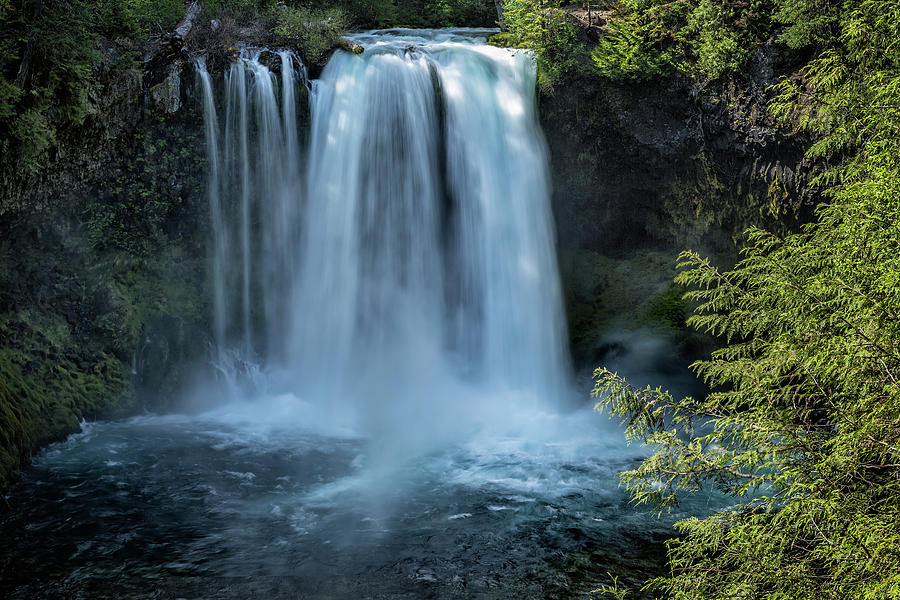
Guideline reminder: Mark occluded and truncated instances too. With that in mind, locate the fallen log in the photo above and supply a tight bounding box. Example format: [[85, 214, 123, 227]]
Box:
[[338, 37, 365, 55], [173, 0, 202, 41]]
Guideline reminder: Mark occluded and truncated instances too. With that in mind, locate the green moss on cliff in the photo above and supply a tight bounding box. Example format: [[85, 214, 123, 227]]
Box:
[[0, 232, 208, 489], [562, 250, 682, 361], [0, 57, 210, 489], [0, 314, 128, 489], [635, 284, 687, 332], [561, 247, 724, 368]]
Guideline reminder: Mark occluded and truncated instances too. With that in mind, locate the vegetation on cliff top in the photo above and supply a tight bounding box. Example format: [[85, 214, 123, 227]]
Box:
[[0, 0, 187, 175], [0, 0, 495, 175], [496, 0, 587, 88], [590, 0, 845, 82], [594, 1, 900, 597], [499, 0, 851, 88]]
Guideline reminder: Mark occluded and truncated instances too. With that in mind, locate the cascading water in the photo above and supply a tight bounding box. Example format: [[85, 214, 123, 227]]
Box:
[[197, 30, 572, 442], [196, 49, 307, 362]]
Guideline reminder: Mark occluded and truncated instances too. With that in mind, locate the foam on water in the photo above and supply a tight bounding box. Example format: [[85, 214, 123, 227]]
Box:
[[1, 404, 727, 597]]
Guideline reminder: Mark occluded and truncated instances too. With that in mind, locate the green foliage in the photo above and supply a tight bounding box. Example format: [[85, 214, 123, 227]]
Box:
[[769, 0, 900, 185], [637, 284, 688, 331], [0, 0, 187, 174], [594, 2, 900, 597], [774, 0, 843, 50], [0, 0, 95, 173], [94, 0, 186, 37], [0, 313, 129, 489], [371, 0, 496, 27], [82, 116, 204, 256], [425, 0, 496, 26], [685, 0, 775, 78], [270, 4, 347, 64], [204, 0, 494, 28], [592, 572, 632, 599], [205, 0, 278, 21], [10, 106, 57, 173], [502, 0, 587, 88], [592, 0, 691, 82], [591, 0, 839, 81]]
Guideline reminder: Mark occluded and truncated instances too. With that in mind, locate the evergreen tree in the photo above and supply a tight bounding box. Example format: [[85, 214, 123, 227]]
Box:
[[500, 0, 586, 87], [594, 2, 900, 597]]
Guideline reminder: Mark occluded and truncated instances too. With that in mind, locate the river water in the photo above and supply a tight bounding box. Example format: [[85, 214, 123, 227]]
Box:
[[0, 401, 717, 598]]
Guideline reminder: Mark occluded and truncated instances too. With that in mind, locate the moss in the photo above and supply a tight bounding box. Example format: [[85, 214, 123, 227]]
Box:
[[0, 314, 129, 489], [635, 284, 688, 332], [0, 362, 31, 490], [0, 102, 210, 490], [561, 250, 680, 364], [560, 249, 726, 368], [0, 245, 207, 489], [488, 32, 516, 48]]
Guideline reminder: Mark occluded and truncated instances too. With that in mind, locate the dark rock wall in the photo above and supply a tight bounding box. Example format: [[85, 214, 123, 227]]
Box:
[[541, 51, 820, 369], [0, 45, 211, 489]]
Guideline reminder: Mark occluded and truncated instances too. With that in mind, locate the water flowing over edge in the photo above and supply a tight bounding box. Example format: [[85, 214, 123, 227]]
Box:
[[194, 30, 577, 456]]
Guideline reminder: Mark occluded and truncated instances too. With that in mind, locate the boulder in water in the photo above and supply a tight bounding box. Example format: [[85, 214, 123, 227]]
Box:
[[338, 37, 364, 55]]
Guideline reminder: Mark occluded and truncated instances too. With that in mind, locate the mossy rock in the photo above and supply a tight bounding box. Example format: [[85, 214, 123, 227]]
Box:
[[635, 284, 688, 332], [0, 314, 130, 489]]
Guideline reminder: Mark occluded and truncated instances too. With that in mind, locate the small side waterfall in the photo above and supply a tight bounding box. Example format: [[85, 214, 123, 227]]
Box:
[[196, 50, 307, 360], [197, 30, 571, 440]]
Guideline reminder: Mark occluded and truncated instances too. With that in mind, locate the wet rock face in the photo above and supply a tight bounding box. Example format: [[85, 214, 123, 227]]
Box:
[[543, 75, 816, 260], [0, 43, 197, 215], [541, 59, 820, 369], [150, 65, 184, 114], [0, 42, 210, 488]]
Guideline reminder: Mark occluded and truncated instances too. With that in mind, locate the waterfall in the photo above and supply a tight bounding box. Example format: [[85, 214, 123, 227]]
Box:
[[197, 30, 571, 439], [195, 50, 306, 360], [196, 58, 228, 355]]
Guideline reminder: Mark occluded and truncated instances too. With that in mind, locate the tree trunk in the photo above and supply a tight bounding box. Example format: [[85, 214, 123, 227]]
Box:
[[173, 0, 201, 40], [14, 0, 44, 90]]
